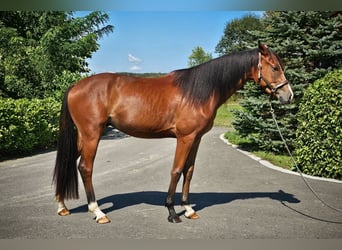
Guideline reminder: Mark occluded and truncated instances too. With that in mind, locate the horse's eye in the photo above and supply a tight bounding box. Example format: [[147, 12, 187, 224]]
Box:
[[271, 66, 279, 72]]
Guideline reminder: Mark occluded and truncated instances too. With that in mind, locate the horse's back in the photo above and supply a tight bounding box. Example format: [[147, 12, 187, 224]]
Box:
[[105, 73, 181, 137], [67, 72, 182, 138]]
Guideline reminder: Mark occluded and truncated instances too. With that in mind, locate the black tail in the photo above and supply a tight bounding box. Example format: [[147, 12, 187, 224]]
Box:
[[53, 87, 79, 200]]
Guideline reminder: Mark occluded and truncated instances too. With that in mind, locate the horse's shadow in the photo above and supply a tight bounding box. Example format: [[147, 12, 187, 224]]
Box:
[[70, 189, 300, 215]]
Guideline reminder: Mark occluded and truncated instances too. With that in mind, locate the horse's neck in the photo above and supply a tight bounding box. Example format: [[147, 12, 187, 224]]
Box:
[[218, 71, 253, 106]]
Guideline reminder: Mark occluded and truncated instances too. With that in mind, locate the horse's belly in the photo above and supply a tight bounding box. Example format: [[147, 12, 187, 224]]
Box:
[[108, 109, 176, 139]]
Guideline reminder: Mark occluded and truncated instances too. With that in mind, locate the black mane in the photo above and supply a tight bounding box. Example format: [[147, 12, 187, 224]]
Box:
[[172, 48, 259, 105]]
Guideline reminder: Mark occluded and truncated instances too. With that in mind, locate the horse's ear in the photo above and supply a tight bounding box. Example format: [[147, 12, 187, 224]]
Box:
[[258, 41, 270, 56]]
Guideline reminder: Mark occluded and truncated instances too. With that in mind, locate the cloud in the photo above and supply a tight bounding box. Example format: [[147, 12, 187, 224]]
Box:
[[130, 65, 142, 71], [128, 53, 142, 63]]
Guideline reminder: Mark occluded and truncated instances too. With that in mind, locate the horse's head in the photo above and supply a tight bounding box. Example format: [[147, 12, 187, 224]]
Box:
[[255, 42, 293, 104]]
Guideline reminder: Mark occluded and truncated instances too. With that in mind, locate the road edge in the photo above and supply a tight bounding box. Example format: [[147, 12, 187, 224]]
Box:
[[219, 133, 342, 184]]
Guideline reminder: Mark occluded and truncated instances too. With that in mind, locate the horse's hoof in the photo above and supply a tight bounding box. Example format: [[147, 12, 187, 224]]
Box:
[[96, 216, 111, 224], [168, 215, 182, 223], [185, 212, 200, 220], [58, 208, 71, 216]]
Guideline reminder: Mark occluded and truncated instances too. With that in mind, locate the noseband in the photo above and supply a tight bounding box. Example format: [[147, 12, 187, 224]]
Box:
[[257, 52, 289, 94]]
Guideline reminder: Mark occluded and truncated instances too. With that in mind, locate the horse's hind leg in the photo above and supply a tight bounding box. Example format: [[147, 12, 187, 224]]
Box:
[[78, 130, 110, 224], [181, 138, 201, 220], [56, 195, 71, 216]]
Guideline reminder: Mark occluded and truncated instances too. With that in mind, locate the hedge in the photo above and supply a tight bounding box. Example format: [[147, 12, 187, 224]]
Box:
[[0, 97, 60, 158], [295, 69, 342, 179]]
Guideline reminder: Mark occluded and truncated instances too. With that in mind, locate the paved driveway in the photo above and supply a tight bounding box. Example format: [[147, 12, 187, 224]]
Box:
[[0, 127, 341, 239]]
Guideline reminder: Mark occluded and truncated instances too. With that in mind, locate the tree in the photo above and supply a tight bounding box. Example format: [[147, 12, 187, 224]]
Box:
[[231, 11, 341, 153], [0, 11, 114, 99], [188, 46, 212, 67], [215, 13, 263, 55]]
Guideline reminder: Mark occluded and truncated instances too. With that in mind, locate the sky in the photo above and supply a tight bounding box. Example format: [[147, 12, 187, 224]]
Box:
[[80, 11, 264, 74]]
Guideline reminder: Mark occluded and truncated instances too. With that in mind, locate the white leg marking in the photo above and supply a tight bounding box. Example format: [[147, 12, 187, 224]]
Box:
[[184, 204, 196, 218], [57, 200, 68, 214], [88, 202, 106, 221]]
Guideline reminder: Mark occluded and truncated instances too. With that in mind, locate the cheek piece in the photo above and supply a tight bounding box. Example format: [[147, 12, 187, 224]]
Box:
[[257, 52, 289, 95]]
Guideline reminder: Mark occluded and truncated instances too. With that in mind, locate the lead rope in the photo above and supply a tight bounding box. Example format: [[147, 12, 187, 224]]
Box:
[[269, 101, 342, 213]]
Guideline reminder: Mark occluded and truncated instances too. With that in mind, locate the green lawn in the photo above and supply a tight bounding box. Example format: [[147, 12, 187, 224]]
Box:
[[214, 102, 243, 127]]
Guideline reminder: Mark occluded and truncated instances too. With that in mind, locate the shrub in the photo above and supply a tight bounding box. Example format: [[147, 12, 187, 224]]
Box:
[[0, 97, 60, 158], [295, 69, 342, 179]]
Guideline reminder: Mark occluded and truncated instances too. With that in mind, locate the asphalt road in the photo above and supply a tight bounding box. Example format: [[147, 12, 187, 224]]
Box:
[[0, 127, 341, 239]]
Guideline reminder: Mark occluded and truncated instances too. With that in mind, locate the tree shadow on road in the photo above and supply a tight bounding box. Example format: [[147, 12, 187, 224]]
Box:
[[70, 189, 300, 215]]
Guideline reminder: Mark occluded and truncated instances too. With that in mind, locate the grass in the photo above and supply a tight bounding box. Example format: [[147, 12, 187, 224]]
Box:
[[224, 131, 292, 170], [214, 101, 243, 127], [252, 151, 292, 170], [214, 101, 292, 170]]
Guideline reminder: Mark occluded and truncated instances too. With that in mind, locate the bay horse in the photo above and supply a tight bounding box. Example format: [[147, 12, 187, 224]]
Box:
[[53, 42, 293, 224]]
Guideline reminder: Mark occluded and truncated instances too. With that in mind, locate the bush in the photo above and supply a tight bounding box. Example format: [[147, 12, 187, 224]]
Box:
[[295, 69, 342, 179], [0, 97, 60, 158]]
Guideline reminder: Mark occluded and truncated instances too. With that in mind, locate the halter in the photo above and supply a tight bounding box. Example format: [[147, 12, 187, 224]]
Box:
[[257, 52, 289, 94]]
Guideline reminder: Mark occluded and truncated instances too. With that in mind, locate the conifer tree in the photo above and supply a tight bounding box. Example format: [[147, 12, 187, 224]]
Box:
[[231, 11, 341, 153]]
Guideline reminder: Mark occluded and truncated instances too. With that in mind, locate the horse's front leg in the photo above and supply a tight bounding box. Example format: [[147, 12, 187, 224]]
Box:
[[165, 135, 196, 223], [181, 138, 201, 220]]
